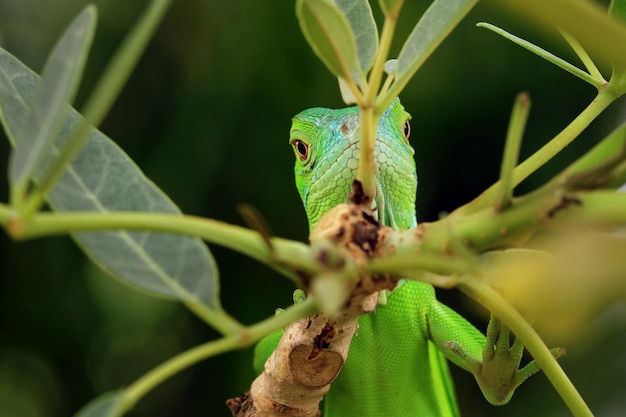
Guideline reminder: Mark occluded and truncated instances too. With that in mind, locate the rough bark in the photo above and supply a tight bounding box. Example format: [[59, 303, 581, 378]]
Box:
[[227, 184, 394, 417]]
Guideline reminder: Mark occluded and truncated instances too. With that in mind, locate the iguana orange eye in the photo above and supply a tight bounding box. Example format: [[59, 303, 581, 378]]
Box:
[[402, 120, 411, 141], [292, 139, 309, 161]]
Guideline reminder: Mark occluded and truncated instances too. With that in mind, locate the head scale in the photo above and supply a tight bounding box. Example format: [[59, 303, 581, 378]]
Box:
[[289, 99, 417, 232]]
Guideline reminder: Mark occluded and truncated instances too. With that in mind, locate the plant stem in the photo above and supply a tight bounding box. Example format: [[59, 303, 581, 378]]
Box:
[[455, 86, 617, 216], [477, 22, 604, 88], [552, 191, 626, 224], [356, 106, 379, 200], [366, 10, 399, 105], [368, 240, 477, 277], [495, 92, 531, 211], [8, 211, 317, 278], [513, 87, 615, 183], [121, 297, 318, 412], [186, 304, 243, 335], [356, 3, 401, 201], [459, 277, 593, 417], [559, 29, 606, 83]]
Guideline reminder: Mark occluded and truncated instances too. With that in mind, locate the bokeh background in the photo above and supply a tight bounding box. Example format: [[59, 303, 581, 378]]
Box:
[[0, 0, 625, 416]]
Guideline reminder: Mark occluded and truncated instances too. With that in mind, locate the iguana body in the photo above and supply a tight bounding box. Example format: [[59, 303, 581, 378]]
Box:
[[325, 282, 484, 416], [255, 99, 545, 416]]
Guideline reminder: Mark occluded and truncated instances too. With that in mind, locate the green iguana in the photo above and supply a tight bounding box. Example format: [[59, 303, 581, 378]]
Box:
[[254, 99, 555, 416]]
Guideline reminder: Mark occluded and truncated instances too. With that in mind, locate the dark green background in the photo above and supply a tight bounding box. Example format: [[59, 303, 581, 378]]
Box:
[[0, 1, 624, 416]]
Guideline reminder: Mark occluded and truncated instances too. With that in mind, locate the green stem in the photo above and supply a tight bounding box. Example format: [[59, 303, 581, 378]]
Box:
[[552, 191, 626, 225], [477, 22, 604, 88], [185, 304, 242, 335], [559, 29, 606, 83], [356, 106, 379, 200], [425, 189, 556, 252], [510, 87, 614, 185], [495, 92, 531, 211], [2, 210, 247, 334], [121, 297, 318, 412], [7, 211, 317, 279], [455, 86, 617, 216], [378, 72, 395, 98], [10, 185, 26, 211], [22, 0, 175, 217], [368, 246, 477, 277], [409, 188, 626, 259], [557, 122, 626, 181], [356, 4, 401, 200], [366, 9, 399, 105], [458, 277, 593, 417]]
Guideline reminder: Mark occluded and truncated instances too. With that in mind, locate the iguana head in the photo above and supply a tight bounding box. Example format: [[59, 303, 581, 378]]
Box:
[[289, 98, 417, 232]]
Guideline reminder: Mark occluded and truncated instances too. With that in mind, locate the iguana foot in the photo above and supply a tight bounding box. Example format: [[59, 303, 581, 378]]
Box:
[[444, 315, 565, 405]]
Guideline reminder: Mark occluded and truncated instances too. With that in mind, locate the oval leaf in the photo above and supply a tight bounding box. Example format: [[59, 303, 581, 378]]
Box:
[[0, 47, 221, 313], [297, 0, 358, 80], [334, 0, 378, 73], [9, 6, 96, 189]]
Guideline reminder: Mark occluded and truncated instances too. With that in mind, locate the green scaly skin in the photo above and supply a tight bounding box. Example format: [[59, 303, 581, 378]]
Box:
[[254, 99, 547, 416]]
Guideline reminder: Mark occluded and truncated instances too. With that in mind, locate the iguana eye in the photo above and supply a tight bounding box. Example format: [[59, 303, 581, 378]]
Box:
[[402, 120, 411, 141], [292, 139, 309, 161]]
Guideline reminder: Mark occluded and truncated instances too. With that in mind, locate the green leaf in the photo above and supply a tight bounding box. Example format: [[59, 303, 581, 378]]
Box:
[[383, 0, 477, 104], [8, 6, 96, 193], [30, 0, 174, 214], [73, 392, 124, 417], [297, 0, 358, 80], [333, 0, 378, 73], [609, 0, 626, 23], [0, 47, 221, 312]]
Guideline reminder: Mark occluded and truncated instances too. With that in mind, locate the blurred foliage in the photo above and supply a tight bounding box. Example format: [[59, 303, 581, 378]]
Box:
[[0, 0, 624, 416]]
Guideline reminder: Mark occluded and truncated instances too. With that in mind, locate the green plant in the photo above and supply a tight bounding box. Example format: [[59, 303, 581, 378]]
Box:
[[0, 0, 625, 416]]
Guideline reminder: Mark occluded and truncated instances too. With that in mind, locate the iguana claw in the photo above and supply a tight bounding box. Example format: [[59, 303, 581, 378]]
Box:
[[444, 315, 565, 405]]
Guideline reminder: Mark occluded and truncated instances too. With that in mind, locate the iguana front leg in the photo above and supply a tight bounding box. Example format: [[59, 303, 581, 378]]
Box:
[[444, 315, 566, 405]]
